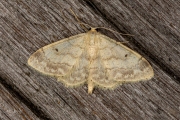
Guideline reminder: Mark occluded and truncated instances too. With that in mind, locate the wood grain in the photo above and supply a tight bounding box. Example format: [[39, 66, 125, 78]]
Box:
[[0, 0, 180, 120], [0, 82, 39, 120]]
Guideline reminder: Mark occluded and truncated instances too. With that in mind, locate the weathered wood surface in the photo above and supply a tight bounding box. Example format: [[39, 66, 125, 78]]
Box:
[[0, 0, 180, 120], [0, 83, 39, 120]]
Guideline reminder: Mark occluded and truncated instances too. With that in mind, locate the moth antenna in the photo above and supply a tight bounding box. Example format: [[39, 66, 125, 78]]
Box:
[[61, 8, 133, 36], [61, 8, 92, 31], [96, 27, 134, 36], [69, 8, 133, 36], [78, 22, 93, 30], [70, 8, 92, 31]]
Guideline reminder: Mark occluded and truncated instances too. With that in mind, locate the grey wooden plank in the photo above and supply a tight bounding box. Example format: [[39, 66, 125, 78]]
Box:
[[0, 83, 39, 120], [0, 0, 180, 120]]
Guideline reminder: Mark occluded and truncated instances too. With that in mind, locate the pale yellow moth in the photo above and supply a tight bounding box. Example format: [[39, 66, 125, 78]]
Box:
[[28, 27, 154, 94]]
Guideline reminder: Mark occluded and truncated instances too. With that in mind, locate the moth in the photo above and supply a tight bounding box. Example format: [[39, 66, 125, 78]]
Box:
[[28, 28, 154, 94]]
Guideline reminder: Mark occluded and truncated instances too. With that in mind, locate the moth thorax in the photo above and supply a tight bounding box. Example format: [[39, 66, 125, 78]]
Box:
[[88, 46, 97, 59]]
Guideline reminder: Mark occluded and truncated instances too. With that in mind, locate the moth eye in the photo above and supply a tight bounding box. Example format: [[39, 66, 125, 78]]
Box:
[[88, 28, 91, 31], [96, 28, 99, 32]]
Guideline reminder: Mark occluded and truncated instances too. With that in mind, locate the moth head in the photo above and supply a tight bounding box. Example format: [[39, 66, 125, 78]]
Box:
[[90, 28, 97, 32]]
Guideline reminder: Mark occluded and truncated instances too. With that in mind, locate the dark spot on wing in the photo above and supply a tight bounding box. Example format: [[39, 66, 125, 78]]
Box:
[[55, 48, 58, 52]]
